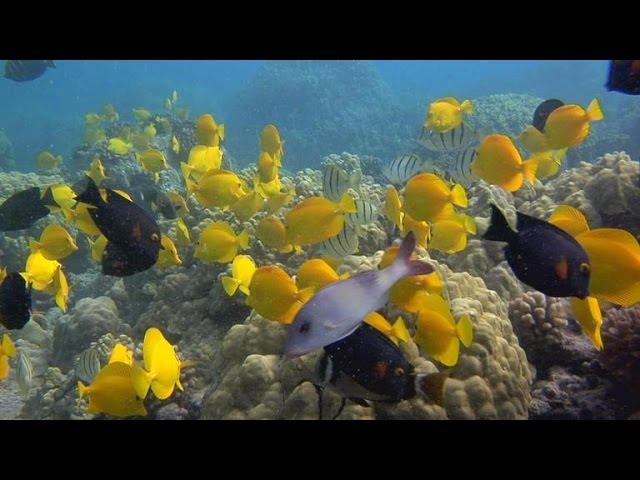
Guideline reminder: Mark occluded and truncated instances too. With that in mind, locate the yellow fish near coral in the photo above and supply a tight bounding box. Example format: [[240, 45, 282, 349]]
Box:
[[84, 112, 102, 125], [529, 149, 567, 180], [260, 124, 284, 162], [71, 203, 101, 237], [85, 158, 107, 186], [222, 255, 256, 296], [183, 146, 223, 180], [425, 97, 473, 133], [0, 334, 16, 381], [414, 294, 473, 367], [102, 104, 119, 122], [295, 258, 348, 292], [429, 212, 477, 254], [108, 138, 133, 155], [256, 151, 280, 183], [44, 265, 69, 312], [41, 184, 76, 222], [29, 224, 78, 261], [401, 212, 430, 249], [109, 343, 134, 365], [196, 114, 225, 147], [143, 123, 157, 139], [285, 193, 356, 248], [36, 151, 63, 171], [569, 296, 603, 351], [175, 218, 191, 247], [131, 327, 183, 400], [171, 135, 180, 155], [186, 168, 246, 210], [87, 235, 108, 263], [78, 362, 147, 417], [519, 98, 605, 152], [155, 235, 182, 268], [471, 134, 539, 192], [246, 266, 313, 324], [385, 186, 404, 229], [166, 191, 189, 217], [264, 188, 294, 214], [256, 216, 293, 253], [364, 312, 410, 346], [132, 108, 152, 123], [403, 173, 467, 223], [230, 191, 264, 222], [194, 221, 249, 264], [136, 149, 168, 183], [24, 251, 61, 291]]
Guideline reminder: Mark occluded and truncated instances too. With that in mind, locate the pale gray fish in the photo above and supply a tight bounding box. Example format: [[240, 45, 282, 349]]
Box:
[[417, 123, 478, 152], [322, 164, 361, 202], [383, 152, 427, 185], [15, 350, 33, 395], [345, 200, 378, 227], [76, 347, 101, 384], [317, 226, 359, 257], [438, 147, 477, 186], [284, 232, 434, 356]]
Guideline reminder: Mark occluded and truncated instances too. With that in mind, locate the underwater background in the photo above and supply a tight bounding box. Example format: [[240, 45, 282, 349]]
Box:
[[1, 59, 640, 420]]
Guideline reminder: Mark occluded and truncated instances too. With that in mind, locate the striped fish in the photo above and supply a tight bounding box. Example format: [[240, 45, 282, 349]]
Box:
[[317, 226, 360, 257], [76, 347, 101, 384], [417, 123, 478, 152], [15, 351, 33, 395], [437, 147, 477, 186], [384, 152, 428, 185], [346, 200, 378, 227], [323, 164, 361, 202]]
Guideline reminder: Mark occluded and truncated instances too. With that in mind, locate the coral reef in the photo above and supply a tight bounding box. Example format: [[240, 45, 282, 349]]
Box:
[[601, 306, 640, 399], [0, 130, 15, 171]]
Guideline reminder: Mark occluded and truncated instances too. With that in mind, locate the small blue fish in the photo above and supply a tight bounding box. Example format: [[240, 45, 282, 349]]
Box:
[[284, 232, 433, 356]]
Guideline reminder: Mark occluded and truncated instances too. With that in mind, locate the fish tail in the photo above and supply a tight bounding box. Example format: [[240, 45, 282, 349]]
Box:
[[40, 185, 56, 208], [522, 157, 539, 185], [77, 381, 88, 399], [586, 98, 604, 121], [221, 276, 239, 296], [483, 204, 516, 243], [449, 184, 468, 208], [296, 286, 315, 304], [393, 231, 434, 276], [237, 229, 250, 250], [460, 99, 473, 114], [131, 365, 152, 400], [456, 314, 474, 348], [391, 317, 410, 344], [414, 371, 449, 406], [337, 193, 357, 214], [74, 176, 104, 208]]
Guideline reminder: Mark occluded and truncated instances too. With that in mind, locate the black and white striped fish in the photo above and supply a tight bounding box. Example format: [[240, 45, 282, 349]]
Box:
[[438, 147, 477, 186], [15, 350, 33, 395], [383, 152, 429, 185], [317, 226, 360, 257], [323, 164, 361, 202], [417, 123, 478, 152], [346, 200, 378, 227], [76, 347, 101, 384], [4, 60, 55, 82]]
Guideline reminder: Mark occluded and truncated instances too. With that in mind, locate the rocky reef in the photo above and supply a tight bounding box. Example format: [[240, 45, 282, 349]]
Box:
[[0, 130, 15, 171]]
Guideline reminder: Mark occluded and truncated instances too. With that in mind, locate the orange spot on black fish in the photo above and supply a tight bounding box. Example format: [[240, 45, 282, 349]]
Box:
[[372, 361, 388, 379], [554, 256, 569, 280]]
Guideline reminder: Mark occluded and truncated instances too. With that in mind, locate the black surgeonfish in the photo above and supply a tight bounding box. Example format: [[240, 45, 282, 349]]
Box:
[[532, 99, 565, 132], [0, 272, 32, 330], [127, 173, 176, 220], [483, 204, 591, 299], [74, 176, 161, 277], [606, 60, 640, 95], [4, 60, 55, 82], [312, 323, 448, 420], [0, 187, 50, 231]]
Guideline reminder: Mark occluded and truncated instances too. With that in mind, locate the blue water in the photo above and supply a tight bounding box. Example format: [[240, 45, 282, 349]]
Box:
[[0, 60, 619, 170]]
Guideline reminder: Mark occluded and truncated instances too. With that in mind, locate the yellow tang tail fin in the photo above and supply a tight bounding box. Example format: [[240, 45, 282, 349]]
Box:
[[522, 157, 539, 185], [463, 215, 477, 235], [449, 184, 468, 208], [77, 381, 88, 399], [221, 276, 239, 296], [337, 193, 357, 214], [236, 229, 250, 250], [1, 334, 16, 357], [586, 98, 604, 122], [460, 99, 473, 114], [238, 284, 251, 296], [456, 314, 474, 348], [391, 317, 411, 344], [131, 365, 153, 400], [570, 296, 603, 351], [296, 286, 315, 304]]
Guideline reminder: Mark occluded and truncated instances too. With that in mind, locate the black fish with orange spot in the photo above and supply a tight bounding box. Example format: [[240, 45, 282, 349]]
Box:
[[483, 204, 591, 298], [312, 323, 448, 419], [607, 60, 640, 95], [0, 187, 50, 231], [0, 272, 32, 330], [74, 176, 161, 277], [532, 98, 565, 132]]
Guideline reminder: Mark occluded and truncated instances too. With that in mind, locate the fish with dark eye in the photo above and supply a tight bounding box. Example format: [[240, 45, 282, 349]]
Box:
[[312, 323, 448, 419], [0, 272, 32, 330], [606, 60, 640, 95], [483, 204, 591, 298], [284, 231, 433, 356], [532, 98, 565, 132], [4, 60, 55, 82], [0, 187, 50, 231], [74, 176, 161, 277]]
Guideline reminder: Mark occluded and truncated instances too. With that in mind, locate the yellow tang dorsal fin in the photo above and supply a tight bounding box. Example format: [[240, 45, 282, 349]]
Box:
[[549, 205, 590, 237]]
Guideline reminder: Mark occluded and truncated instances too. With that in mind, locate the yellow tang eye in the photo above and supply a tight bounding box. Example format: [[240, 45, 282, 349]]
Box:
[[579, 262, 590, 275], [393, 367, 405, 377]]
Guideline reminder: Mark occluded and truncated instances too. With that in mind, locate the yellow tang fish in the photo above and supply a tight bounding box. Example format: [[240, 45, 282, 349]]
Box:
[[570, 296, 603, 351], [256, 216, 293, 253], [222, 255, 256, 296], [171, 135, 180, 155], [109, 343, 133, 366], [132, 108, 152, 123], [24, 250, 61, 291], [195, 114, 225, 147], [257, 151, 280, 183], [0, 334, 16, 381], [194, 221, 249, 263], [131, 327, 183, 400], [401, 212, 431, 249], [29, 224, 78, 261], [78, 362, 147, 417], [295, 258, 348, 292], [364, 312, 410, 346], [429, 212, 477, 254], [284, 193, 357, 248], [108, 138, 133, 155], [102, 104, 119, 122], [260, 124, 284, 161], [425, 97, 473, 133], [175, 218, 191, 247], [184, 146, 223, 180], [385, 186, 404, 229], [136, 149, 168, 183], [414, 294, 473, 367], [403, 173, 467, 222], [87, 235, 108, 263], [230, 191, 264, 222], [529, 149, 567, 180], [166, 191, 189, 216], [44, 265, 69, 312], [72, 203, 101, 237], [246, 266, 313, 324], [41, 184, 76, 221], [84, 112, 102, 125], [85, 158, 107, 186], [36, 151, 63, 171], [186, 168, 246, 210], [155, 235, 182, 268], [143, 123, 157, 139], [264, 189, 294, 214], [470, 135, 539, 192]]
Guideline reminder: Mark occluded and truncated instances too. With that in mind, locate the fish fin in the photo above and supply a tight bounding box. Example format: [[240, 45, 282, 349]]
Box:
[[337, 193, 357, 214], [176, 380, 184, 392], [77, 381, 88, 399], [218, 124, 225, 141], [74, 176, 104, 207], [221, 276, 239, 296], [2, 334, 16, 357], [570, 296, 603, 351], [131, 365, 152, 400], [460, 99, 473, 114], [456, 315, 473, 348], [586, 98, 604, 121], [595, 283, 640, 309], [28, 239, 41, 253], [296, 287, 315, 304], [238, 284, 251, 296], [391, 317, 411, 344], [436, 338, 460, 367], [522, 157, 539, 185], [549, 205, 590, 237], [415, 371, 449, 406], [237, 229, 250, 250], [483, 204, 516, 243], [519, 125, 549, 153], [393, 231, 434, 276], [450, 184, 468, 208]]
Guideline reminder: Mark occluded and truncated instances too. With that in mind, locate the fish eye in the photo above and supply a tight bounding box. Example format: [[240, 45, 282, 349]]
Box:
[[393, 367, 405, 376], [579, 262, 590, 275], [151, 233, 159, 241]]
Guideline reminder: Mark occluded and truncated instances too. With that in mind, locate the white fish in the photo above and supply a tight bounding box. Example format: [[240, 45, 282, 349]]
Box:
[[384, 152, 427, 185], [76, 347, 101, 384], [284, 232, 433, 356], [323, 164, 361, 202], [15, 350, 33, 395], [417, 123, 478, 152], [345, 200, 378, 227], [317, 226, 360, 257]]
